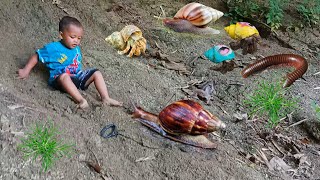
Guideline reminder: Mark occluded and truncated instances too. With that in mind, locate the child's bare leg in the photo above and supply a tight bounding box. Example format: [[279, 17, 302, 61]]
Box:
[[57, 73, 89, 109], [84, 71, 123, 106]]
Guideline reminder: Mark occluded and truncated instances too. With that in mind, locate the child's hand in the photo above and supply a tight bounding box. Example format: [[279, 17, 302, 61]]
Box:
[[17, 54, 38, 79], [17, 68, 30, 79]]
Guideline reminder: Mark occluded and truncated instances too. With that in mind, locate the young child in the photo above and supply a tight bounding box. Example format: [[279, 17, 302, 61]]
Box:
[[18, 16, 123, 109]]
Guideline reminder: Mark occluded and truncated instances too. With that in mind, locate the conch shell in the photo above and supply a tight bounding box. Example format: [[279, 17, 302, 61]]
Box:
[[163, 3, 224, 35], [105, 25, 147, 57], [224, 22, 259, 40], [174, 2, 224, 27]]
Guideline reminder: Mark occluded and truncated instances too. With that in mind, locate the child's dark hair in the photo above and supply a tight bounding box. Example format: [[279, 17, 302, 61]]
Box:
[[59, 16, 82, 32]]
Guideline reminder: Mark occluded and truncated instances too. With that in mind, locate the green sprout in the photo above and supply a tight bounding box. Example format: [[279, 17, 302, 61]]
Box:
[[266, 0, 286, 30], [244, 80, 298, 128], [297, 0, 320, 27], [18, 121, 74, 172]]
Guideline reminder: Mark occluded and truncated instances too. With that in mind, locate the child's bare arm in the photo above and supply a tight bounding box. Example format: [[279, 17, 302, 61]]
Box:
[[18, 54, 38, 79]]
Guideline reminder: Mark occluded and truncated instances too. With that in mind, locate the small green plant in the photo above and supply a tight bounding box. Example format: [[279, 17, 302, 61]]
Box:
[[18, 121, 74, 172], [244, 80, 297, 128], [297, 0, 320, 27], [266, 0, 286, 30], [225, 0, 264, 23], [225, 0, 287, 30], [311, 101, 320, 120]]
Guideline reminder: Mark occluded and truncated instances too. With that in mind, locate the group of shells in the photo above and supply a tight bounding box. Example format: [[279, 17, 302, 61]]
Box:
[[105, 2, 224, 57], [105, 2, 308, 149], [104, 2, 226, 148]]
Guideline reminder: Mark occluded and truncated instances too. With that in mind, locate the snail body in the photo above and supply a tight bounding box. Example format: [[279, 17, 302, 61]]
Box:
[[163, 3, 223, 35], [132, 100, 226, 148], [241, 54, 308, 87]]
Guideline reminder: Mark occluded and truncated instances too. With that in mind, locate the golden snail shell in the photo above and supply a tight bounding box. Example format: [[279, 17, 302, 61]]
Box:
[[174, 2, 224, 27], [105, 31, 125, 50], [105, 25, 147, 57], [119, 25, 143, 42]]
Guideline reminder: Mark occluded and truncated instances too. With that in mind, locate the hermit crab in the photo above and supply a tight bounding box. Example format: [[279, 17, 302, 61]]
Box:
[[105, 25, 147, 58], [163, 2, 224, 35], [224, 22, 261, 54], [131, 100, 226, 148]]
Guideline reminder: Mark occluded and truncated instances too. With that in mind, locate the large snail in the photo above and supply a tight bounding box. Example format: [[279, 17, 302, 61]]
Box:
[[131, 100, 226, 148], [163, 2, 224, 35]]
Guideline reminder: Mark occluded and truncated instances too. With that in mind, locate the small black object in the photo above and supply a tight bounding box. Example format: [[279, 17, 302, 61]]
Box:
[[100, 124, 119, 139]]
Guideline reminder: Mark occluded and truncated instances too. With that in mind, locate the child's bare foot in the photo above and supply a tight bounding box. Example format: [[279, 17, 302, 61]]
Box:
[[102, 97, 123, 107], [78, 99, 89, 109]]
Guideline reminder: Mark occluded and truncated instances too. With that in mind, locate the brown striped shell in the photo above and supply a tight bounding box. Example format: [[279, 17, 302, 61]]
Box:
[[158, 100, 225, 135], [173, 2, 224, 27]]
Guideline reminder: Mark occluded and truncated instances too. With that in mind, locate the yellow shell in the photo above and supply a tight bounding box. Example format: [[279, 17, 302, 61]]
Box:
[[120, 25, 142, 42], [174, 2, 224, 27], [105, 25, 147, 58], [224, 22, 259, 40], [105, 31, 125, 50]]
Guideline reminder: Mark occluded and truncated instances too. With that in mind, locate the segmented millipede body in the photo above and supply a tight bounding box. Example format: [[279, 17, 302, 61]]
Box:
[[241, 54, 308, 88]]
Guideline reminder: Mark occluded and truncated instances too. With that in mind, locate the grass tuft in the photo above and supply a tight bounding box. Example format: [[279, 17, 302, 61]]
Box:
[[18, 121, 74, 172], [244, 80, 298, 128]]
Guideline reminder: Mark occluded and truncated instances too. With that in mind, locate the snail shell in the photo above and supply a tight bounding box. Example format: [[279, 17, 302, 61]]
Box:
[[105, 31, 125, 50], [174, 2, 224, 27], [119, 25, 142, 42], [158, 100, 225, 135], [105, 25, 143, 50]]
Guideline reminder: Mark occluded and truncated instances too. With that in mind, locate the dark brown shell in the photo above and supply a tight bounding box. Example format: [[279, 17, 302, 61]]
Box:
[[158, 100, 224, 135]]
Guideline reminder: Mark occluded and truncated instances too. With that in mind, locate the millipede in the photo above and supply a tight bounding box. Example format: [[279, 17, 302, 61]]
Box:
[[241, 54, 308, 87]]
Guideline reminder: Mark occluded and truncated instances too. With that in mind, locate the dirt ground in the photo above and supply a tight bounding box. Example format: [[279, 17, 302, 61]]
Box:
[[0, 0, 319, 179]]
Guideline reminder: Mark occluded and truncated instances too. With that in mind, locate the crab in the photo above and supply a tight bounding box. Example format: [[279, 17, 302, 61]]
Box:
[[105, 25, 147, 58], [229, 34, 261, 55], [224, 22, 261, 55]]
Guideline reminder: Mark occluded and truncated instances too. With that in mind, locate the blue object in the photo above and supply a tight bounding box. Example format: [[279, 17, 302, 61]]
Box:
[[204, 45, 235, 63], [37, 41, 82, 85]]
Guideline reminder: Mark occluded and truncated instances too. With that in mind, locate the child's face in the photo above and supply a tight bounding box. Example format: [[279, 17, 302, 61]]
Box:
[[59, 24, 84, 49]]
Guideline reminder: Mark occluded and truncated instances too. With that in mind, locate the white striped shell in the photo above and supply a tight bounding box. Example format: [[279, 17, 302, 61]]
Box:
[[174, 2, 224, 27]]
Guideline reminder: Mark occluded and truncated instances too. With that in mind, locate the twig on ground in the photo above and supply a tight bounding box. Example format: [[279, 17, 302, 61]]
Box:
[[21, 114, 26, 127], [164, 93, 176, 106], [286, 119, 308, 129], [3, 99, 48, 114], [257, 149, 272, 170], [135, 156, 156, 162], [119, 134, 162, 149], [271, 139, 285, 156], [89, 148, 100, 167], [170, 85, 189, 89], [228, 83, 245, 86], [160, 5, 166, 18], [218, 106, 231, 117], [314, 72, 320, 75]]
